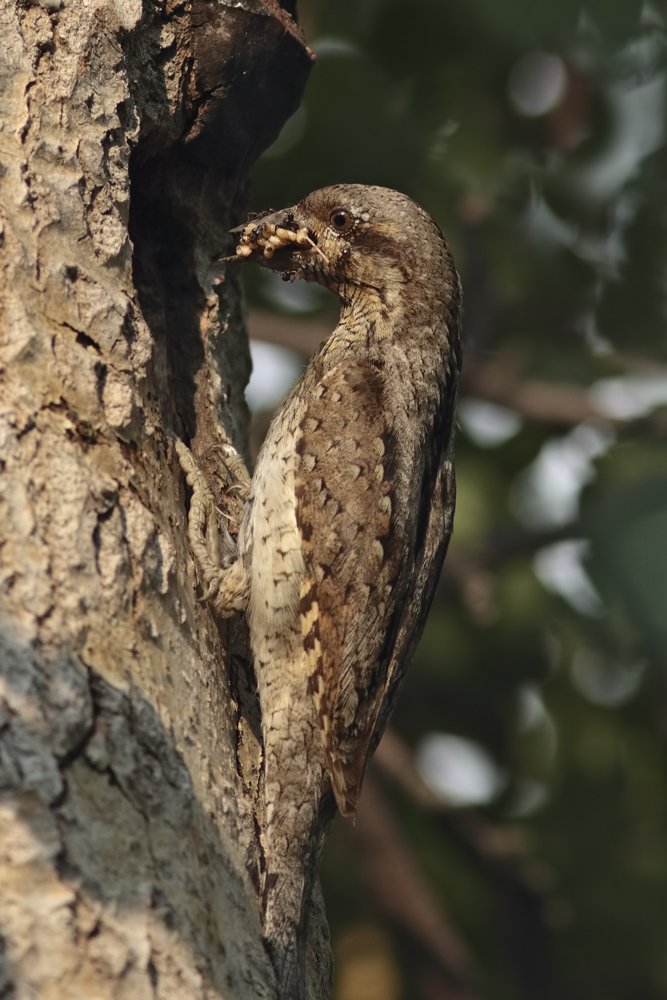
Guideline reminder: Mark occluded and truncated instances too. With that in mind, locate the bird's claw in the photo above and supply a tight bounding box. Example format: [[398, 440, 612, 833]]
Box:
[[174, 435, 250, 609]]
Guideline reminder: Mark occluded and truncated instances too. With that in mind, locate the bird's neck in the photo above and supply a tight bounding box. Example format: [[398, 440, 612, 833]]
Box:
[[331, 275, 448, 351], [335, 281, 409, 342]]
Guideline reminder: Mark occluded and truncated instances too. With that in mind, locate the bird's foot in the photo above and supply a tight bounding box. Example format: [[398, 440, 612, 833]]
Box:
[[174, 436, 250, 615]]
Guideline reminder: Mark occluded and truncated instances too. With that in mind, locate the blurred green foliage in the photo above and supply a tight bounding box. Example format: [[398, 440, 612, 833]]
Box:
[[248, 2, 667, 997]]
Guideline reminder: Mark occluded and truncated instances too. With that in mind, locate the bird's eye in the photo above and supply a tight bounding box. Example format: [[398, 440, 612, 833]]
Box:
[[330, 209, 351, 231]]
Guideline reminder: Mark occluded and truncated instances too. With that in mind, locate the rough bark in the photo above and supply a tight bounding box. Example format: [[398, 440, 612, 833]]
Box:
[[0, 1, 326, 997]]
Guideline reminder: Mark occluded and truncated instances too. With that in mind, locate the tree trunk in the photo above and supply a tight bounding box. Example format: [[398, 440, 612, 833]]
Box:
[[0, 2, 327, 996]]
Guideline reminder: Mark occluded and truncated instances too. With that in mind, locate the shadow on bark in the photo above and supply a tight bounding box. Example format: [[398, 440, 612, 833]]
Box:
[[126, 0, 313, 449]]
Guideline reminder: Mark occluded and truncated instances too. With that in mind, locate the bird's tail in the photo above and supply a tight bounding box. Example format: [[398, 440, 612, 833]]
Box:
[[260, 729, 335, 999], [261, 785, 324, 999]]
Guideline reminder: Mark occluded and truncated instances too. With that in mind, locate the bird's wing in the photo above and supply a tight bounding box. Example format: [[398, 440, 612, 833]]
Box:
[[294, 359, 410, 816]]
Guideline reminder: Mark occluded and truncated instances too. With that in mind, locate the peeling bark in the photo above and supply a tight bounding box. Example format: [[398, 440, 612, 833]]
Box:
[[0, 1, 328, 996]]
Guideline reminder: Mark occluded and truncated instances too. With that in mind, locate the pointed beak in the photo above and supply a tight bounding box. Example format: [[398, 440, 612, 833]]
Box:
[[229, 206, 295, 236], [219, 205, 324, 270]]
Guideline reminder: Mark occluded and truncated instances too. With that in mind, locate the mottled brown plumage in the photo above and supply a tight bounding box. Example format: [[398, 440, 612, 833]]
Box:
[[179, 184, 461, 999]]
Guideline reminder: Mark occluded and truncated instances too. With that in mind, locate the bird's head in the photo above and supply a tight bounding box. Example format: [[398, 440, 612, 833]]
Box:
[[226, 184, 456, 309]]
